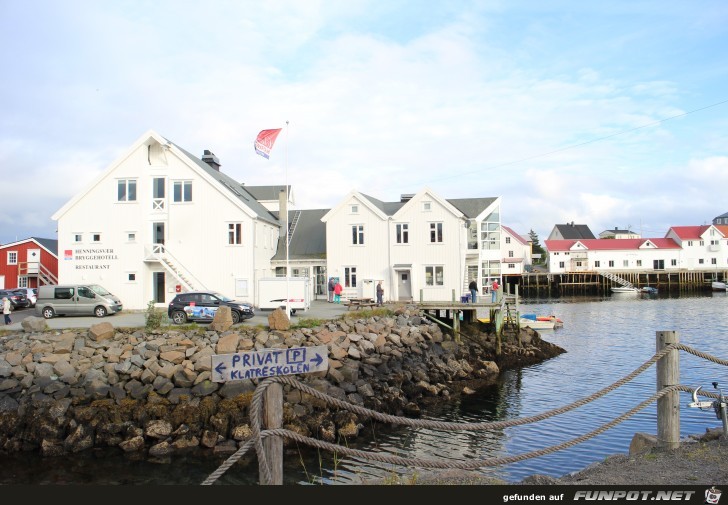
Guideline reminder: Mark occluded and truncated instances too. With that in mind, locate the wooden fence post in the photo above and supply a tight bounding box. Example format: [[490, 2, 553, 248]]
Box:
[[656, 330, 680, 450], [260, 382, 283, 485]]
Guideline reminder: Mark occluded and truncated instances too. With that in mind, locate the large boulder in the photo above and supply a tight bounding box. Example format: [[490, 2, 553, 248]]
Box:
[[21, 316, 48, 333], [89, 322, 114, 341], [268, 307, 290, 330], [211, 306, 233, 332]]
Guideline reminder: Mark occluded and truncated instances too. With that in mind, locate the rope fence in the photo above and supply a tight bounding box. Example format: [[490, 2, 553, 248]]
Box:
[[201, 333, 728, 486]]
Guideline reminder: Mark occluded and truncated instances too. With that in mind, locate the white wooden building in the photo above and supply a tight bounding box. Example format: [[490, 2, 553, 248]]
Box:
[[52, 130, 282, 310], [321, 189, 502, 302]]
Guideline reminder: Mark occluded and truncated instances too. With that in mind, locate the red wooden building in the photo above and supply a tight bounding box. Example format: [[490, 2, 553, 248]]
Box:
[[0, 237, 58, 290]]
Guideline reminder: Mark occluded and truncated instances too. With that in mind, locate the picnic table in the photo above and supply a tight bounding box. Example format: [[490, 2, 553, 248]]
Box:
[[344, 297, 378, 310]]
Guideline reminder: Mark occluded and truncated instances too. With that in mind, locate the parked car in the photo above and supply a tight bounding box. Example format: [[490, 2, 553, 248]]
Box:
[[167, 291, 255, 324], [35, 284, 122, 319], [11, 287, 37, 307], [0, 289, 29, 309]]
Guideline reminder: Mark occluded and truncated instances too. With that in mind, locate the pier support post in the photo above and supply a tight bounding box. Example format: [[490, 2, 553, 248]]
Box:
[[656, 330, 680, 450], [260, 382, 283, 485]]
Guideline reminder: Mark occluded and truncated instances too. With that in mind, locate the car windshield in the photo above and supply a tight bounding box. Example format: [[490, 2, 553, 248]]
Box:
[[211, 292, 233, 302], [89, 285, 111, 296]]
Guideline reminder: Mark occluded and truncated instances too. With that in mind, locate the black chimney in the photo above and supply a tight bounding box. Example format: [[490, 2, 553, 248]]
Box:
[[201, 149, 221, 171]]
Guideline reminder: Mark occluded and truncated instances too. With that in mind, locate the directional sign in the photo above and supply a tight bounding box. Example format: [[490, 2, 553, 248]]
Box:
[[211, 345, 329, 383]]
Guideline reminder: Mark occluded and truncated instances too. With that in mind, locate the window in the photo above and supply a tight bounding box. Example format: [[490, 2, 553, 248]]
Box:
[[636, 260, 642, 267], [623, 260, 629, 267], [712, 258, 717, 265], [508, 251, 514, 258], [127, 233, 136, 242], [153, 177, 165, 210], [559, 261, 565, 268], [127, 273, 136, 282], [117, 179, 137, 202], [594, 260, 600, 268], [235, 279, 249, 297], [508, 263, 515, 269], [92, 234, 101, 242], [576, 261, 583, 267], [700, 240, 705, 246], [425, 266, 444, 286], [671, 259, 677, 266], [687, 241, 693, 247], [396, 223, 409, 244], [430, 222, 443, 243], [18, 277, 28, 288], [350, 205, 358, 214], [344, 267, 357, 288], [7, 251, 17, 265], [173, 181, 192, 202], [54, 287, 75, 299], [699, 258, 704, 264], [423, 201, 432, 211], [505, 237, 511, 244], [228, 223, 242, 245], [608, 260, 614, 267], [352, 225, 364, 245], [74, 234, 82, 243]]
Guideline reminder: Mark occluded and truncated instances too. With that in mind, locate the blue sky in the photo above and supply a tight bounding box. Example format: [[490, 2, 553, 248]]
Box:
[[2, 0, 727, 245]]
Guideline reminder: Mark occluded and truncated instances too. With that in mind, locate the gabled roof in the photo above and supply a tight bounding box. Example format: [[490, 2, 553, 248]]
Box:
[[544, 238, 681, 252], [174, 144, 280, 226], [0, 237, 58, 257], [551, 223, 596, 240], [272, 209, 328, 261], [359, 193, 406, 216], [447, 197, 498, 219], [502, 225, 528, 246], [716, 225, 728, 238], [666, 225, 716, 240]]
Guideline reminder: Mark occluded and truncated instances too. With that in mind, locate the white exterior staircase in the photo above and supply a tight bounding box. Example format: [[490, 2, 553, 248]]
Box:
[[144, 244, 207, 292], [599, 271, 635, 289]]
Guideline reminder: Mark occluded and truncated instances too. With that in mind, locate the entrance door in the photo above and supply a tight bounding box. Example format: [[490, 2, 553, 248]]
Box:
[[153, 272, 166, 304], [26, 249, 41, 274], [314, 266, 326, 300], [397, 270, 412, 301]]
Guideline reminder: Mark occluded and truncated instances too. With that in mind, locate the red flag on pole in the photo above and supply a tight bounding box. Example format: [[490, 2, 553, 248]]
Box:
[[254, 128, 282, 159]]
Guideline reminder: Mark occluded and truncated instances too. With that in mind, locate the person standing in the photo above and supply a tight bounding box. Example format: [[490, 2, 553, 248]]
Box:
[[2, 297, 11, 325], [376, 281, 384, 306], [468, 279, 478, 303], [491, 279, 499, 303], [333, 280, 343, 304], [327, 277, 335, 303]]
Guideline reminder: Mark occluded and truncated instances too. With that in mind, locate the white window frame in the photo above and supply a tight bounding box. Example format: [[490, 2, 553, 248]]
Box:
[[352, 225, 364, 245], [344, 266, 357, 288], [429, 222, 443, 243], [395, 223, 409, 244], [173, 180, 193, 203], [7, 251, 17, 265], [117, 179, 137, 202], [425, 265, 444, 286]]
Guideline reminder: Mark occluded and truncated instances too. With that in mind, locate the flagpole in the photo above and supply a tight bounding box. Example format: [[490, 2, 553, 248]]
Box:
[[285, 120, 290, 321]]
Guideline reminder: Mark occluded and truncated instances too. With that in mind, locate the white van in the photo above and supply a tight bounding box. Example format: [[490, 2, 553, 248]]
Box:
[[35, 284, 123, 319]]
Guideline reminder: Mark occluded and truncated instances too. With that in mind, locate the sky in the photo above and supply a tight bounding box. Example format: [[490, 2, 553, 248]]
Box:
[[2, 0, 728, 246]]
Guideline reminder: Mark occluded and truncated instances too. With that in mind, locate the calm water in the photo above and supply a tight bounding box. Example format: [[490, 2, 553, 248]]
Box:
[[1, 292, 727, 485]]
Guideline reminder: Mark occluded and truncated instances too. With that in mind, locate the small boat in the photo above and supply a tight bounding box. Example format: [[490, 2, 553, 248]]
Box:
[[520, 313, 557, 330], [640, 286, 658, 295], [712, 281, 727, 291], [611, 286, 640, 294], [536, 315, 564, 328]]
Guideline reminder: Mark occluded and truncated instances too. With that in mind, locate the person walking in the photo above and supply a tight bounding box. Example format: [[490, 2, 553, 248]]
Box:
[[333, 280, 343, 304], [327, 277, 335, 303], [491, 279, 499, 303], [468, 279, 478, 303], [376, 281, 384, 306], [2, 297, 11, 325]]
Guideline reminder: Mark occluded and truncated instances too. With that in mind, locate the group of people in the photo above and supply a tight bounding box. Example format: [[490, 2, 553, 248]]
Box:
[[327, 278, 385, 306], [469, 279, 499, 303]]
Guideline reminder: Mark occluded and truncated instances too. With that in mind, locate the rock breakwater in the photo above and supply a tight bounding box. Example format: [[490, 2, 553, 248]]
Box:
[[0, 307, 564, 459]]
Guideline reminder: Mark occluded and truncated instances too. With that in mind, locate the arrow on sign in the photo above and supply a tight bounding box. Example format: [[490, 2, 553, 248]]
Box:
[[215, 362, 227, 375], [309, 353, 324, 367]]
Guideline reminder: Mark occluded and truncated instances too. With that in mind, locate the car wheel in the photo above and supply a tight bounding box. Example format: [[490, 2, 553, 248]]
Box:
[[94, 306, 108, 317], [231, 311, 241, 324], [42, 307, 55, 319], [172, 310, 187, 324]]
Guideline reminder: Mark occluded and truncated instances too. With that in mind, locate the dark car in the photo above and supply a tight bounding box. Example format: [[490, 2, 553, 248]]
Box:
[[0, 289, 29, 309], [167, 291, 255, 324]]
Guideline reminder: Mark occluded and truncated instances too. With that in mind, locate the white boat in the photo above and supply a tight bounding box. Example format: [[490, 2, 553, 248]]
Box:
[[519, 317, 556, 330], [712, 281, 727, 291], [611, 286, 640, 294]]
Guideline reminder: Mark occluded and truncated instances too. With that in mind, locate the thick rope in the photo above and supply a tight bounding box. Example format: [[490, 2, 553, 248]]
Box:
[[202, 343, 727, 484]]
